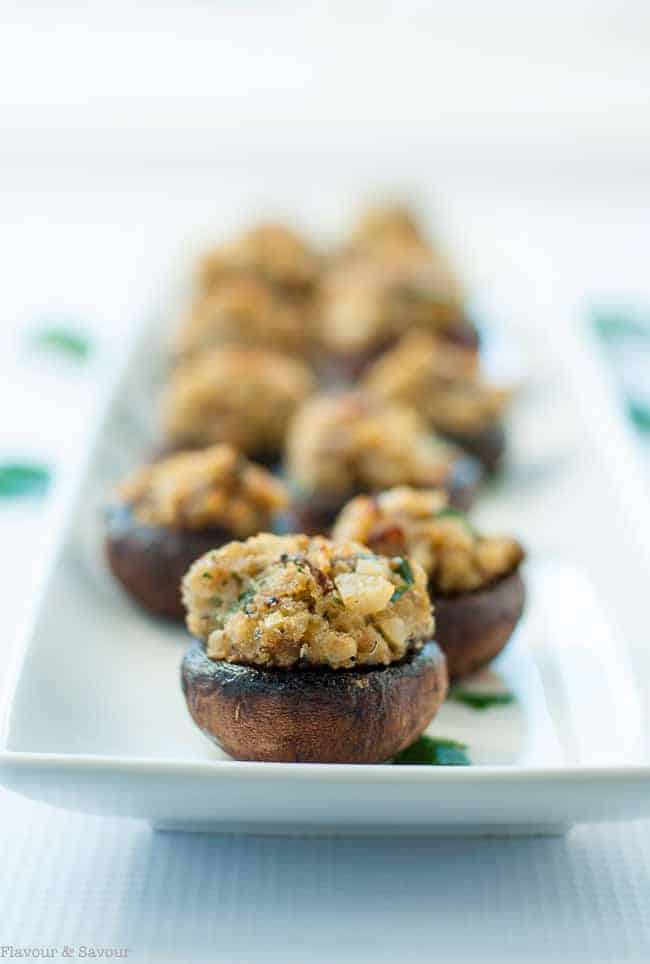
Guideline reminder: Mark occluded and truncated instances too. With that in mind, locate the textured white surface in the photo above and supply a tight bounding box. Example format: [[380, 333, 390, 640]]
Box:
[[1, 793, 650, 962]]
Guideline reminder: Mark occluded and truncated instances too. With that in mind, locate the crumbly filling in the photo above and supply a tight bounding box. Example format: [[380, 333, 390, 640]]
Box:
[[319, 245, 465, 354], [183, 533, 434, 669], [198, 223, 319, 292], [285, 391, 460, 502], [349, 203, 425, 251], [174, 277, 311, 359], [116, 444, 288, 535], [332, 486, 524, 594], [164, 346, 315, 454], [364, 330, 511, 433]]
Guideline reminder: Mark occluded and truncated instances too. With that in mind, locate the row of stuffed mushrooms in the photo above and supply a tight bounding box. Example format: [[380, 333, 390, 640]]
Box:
[[105, 203, 524, 764]]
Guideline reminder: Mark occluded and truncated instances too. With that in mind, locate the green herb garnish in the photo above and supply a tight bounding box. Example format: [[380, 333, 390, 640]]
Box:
[[0, 462, 51, 498], [435, 506, 477, 535], [391, 557, 414, 601], [592, 311, 650, 342], [29, 326, 92, 361], [395, 557, 414, 584], [393, 735, 470, 766], [390, 585, 409, 602], [449, 687, 515, 711], [627, 400, 650, 434], [201, 571, 212, 580], [237, 588, 256, 608]]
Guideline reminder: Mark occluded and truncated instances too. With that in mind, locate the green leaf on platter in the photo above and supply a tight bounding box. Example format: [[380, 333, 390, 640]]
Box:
[[30, 327, 92, 360], [627, 400, 650, 434], [0, 462, 51, 498], [449, 687, 516, 711], [393, 735, 470, 766]]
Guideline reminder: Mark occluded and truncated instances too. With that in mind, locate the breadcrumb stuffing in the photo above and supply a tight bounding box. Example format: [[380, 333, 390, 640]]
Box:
[[164, 345, 315, 455], [286, 391, 460, 502], [174, 277, 311, 359], [183, 533, 434, 669], [115, 444, 288, 535], [319, 242, 465, 354], [198, 223, 319, 292], [332, 486, 524, 594], [364, 330, 511, 434], [349, 203, 425, 251]]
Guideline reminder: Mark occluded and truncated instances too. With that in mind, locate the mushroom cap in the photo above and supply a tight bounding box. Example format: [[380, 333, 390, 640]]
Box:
[[181, 640, 448, 763], [105, 503, 231, 620], [432, 570, 525, 679]]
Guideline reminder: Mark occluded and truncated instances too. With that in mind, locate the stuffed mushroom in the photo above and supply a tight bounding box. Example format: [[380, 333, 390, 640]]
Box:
[[181, 533, 447, 763], [198, 223, 320, 302], [364, 330, 512, 472], [284, 391, 482, 535], [319, 205, 477, 379], [105, 444, 288, 619], [163, 345, 315, 464], [332, 486, 525, 678], [173, 276, 312, 361]]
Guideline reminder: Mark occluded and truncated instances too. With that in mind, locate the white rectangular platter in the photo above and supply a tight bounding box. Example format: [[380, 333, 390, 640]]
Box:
[[2, 275, 650, 836]]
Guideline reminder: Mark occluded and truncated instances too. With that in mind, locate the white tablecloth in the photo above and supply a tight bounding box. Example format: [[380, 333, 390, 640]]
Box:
[[2, 794, 650, 963]]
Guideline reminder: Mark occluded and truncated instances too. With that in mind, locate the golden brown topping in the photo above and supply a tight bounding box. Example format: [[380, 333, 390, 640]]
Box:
[[319, 244, 465, 354], [285, 391, 460, 502], [183, 533, 434, 669], [116, 444, 288, 535], [164, 346, 315, 455], [332, 486, 524, 594], [174, 278, 310, 359], [364, 330, 511, 434], [199, 223, 319, 292], [349, 202, 425, 251]]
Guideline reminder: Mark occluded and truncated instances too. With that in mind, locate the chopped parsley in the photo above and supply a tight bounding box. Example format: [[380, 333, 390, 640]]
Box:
[[279, 552, 307, 572], [390, 585, 410, 602], [393, 735, 470, 766], [223, 584, 257, 614], [391, 556, 414, 601], [449, 687, 515, 711], [435, 507, 477, 535], [237, 588, 256, 609], [0, 462, 51, 498], [395, 557, 414, 584]]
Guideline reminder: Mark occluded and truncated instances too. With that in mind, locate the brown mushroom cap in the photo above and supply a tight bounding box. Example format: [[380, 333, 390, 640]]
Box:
[[181, 640, 448, 763], [105, 503, 231, 620], [431, 570, 525, 679]]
